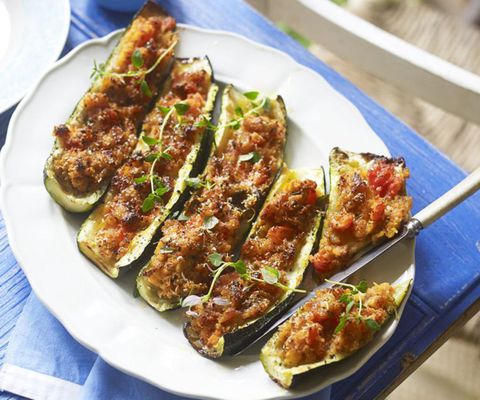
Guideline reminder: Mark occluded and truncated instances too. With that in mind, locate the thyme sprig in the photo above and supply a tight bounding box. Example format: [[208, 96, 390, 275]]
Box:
[[196, 90, 269, 134], [181, 254, 306, 308], [135, 108, 174, 212], [90, 40, 177, 97], [325, 279, 381, 333], [135, 102, 192, 213], [185, 177, 214, 190]]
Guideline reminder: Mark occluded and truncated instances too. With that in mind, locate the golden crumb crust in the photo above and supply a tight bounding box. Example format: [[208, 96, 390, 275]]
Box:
[[89, 63, 212, 264], [185, 179, 320, 352], [139, 96, 286, 303], [276, 283, 395, 368], [311, 152, 412, 278], [52, 9, 176, 195]]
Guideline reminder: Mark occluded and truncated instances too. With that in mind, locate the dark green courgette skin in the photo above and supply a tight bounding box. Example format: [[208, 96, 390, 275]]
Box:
[[137, 86, 288, 312], [183, 167, 326, 358], [77, 57, 218, 278], [44, 1, 176, 213]]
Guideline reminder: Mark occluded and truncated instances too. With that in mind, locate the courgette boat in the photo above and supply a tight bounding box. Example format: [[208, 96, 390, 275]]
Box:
[[310, 147, 412, 279], [77, 57, 218, 278], [44, 1, 177, 212], [260, 279, 412, 388], [137, 85, 287, 311], [184, 166, 326, 358]]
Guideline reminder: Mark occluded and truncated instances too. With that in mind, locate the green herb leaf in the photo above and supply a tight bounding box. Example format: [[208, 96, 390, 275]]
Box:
[[160, 247, 174, 254], [339, 293, 351, 304], [346, 300, 355, 314], [132, 49, 144, 68], [90, 60, 106, 80], [334, 314, 347, 334], [239, 151, 261, 163], [182, 295, 203, 308], [140, 80, 153, 97], [145, 153, 159, 163], [160, 152, 173, 161], [208, 253, 223, 267], [231, 259, 246, 275], [177, 211, 189, 221], [203, 215, 219, 230], [174, 103, 190, 115], [141, 193, 156, 213], [356, 280, 368, 294], [185, 177, 202, 189], [134, 175, 149, 184], [141, 135, 160, 146], [235, 106, 244, 117], [365, 318, 381, 331], [155, 186, 169, 198], [243, 91, 259, 100], [262, 97, 271, 111], [158, 106, 171, 115], [261, 266, 280, 285], [231, 120, 241, 130]]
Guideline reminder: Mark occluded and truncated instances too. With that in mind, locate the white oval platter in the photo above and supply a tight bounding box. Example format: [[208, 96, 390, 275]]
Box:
[[0, 25, 414, 400]]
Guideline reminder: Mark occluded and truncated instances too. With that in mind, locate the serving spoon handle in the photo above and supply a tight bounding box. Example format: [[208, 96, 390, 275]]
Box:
[[413, 165, 480, 228]]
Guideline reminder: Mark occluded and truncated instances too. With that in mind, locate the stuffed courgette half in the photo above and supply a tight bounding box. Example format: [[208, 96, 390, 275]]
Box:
[[77, 57, 218, 278], [137, 85, 287, 311], [44, 1, 177, 212], [310, 147, 412, 279], [260, 279, 412, 388], [184, 166, 326, 358]]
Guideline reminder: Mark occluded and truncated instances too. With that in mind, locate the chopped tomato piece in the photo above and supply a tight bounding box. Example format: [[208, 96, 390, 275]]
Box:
[[305, 188, 317, 205], [331, 212, 354, 232], [371, 201, 386, 222], [368, 162, 395, 197], [311, 251, 334, 274]]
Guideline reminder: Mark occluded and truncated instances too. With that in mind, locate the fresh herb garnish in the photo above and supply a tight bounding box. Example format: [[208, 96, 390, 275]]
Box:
[[181, 255, 306, 309], [239, 151, 261, 163], [141, 135, 160, 146], [139, 163, 169, 212], [194, 91, 269, 135], [261, 265, 280, 285], [325, 279, 381, 334], [235, 106, 244, 117], [208, 252, 223, 267], [185, 177, 213, 190], [134, 175, 149, 184], [140, 79, 153, 97], [365, 318, 381, 331], [174, 103, 190, 115], [90, 40, 177, 96], [243, 91, 259, 100], [195, 115, 217, 131], [203, 215, 219, 230], [185, 177, 203, 189], [157, 105, 171, 115], [177, 211, 189, 221], [137, 101, 193, 213]]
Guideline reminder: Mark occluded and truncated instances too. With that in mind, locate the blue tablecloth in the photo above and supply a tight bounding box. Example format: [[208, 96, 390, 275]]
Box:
[[0, 1, 479, 399]]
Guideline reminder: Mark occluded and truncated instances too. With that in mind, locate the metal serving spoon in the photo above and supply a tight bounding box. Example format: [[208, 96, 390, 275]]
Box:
[[231, 165, 480, 355]]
